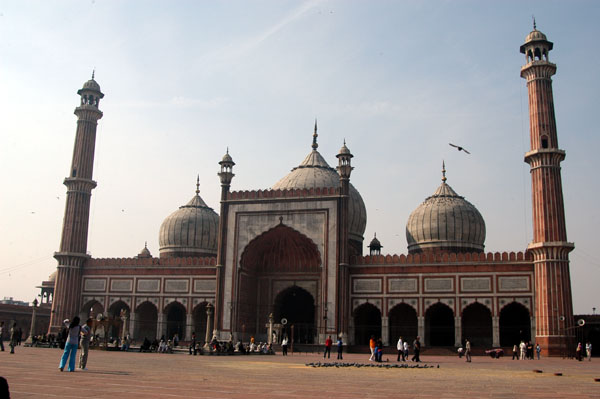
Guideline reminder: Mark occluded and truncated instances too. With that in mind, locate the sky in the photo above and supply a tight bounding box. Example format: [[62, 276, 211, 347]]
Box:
[[0, 0, 598, 314]]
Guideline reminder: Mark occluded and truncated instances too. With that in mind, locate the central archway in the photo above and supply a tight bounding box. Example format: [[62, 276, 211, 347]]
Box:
[[274, 286, 315, 344], [237, 224, 321, 339], [425, 303, 455, 346], [135, 301, 158, 341]]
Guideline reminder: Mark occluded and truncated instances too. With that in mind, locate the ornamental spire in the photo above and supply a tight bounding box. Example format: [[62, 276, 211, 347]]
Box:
[[196, 175, 200, 195], [312, 119, 318, 150], [442, 160, 447, 183]]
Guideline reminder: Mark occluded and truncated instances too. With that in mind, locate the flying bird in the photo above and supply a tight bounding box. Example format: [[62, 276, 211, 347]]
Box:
[[449, 143, 471, 154]]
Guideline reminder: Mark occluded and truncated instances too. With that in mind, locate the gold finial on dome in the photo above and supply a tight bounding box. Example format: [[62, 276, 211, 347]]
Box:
[[312, 119, 318, 150], [442, 160, 447, 183], [532, 15, 536, 30], [196, 175, 200, 195]]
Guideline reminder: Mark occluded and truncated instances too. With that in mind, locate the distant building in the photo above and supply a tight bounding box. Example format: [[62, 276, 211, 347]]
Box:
[[0, 297, 30, 307], [45, 26, 574, 354]]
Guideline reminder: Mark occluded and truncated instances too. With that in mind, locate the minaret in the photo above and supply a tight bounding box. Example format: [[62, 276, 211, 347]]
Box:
[[336, 139, 353, 342], [214, 148, 235, 337], [49, 74, 104, 333], [520, 24, 574, 355]]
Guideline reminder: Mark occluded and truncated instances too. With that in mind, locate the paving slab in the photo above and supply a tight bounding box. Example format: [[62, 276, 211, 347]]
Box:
[[1, 347, 599, 398]]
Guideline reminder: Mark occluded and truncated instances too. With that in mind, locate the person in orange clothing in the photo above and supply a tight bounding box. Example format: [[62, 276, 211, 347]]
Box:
[[369, 336, 376, 361]]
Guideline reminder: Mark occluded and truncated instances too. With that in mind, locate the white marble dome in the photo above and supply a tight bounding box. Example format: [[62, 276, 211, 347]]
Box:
[[272, 147, 367, 244], [406, 172, 485, 254], [159, 185, 219, 258]]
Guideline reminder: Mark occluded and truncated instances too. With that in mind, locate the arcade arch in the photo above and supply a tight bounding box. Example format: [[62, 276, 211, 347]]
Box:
[[165, 301, 186, 340], [425, 302, 454, 346], [499, 302, 531, 346], [135, 301, 158, 340], [388, 303, 418, 345], [353, 303, 381, 346], [461, 302, 492, 347]]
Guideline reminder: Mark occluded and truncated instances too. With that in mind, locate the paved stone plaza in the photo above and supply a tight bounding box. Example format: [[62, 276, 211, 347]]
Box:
[[1, 348, 599, 398]]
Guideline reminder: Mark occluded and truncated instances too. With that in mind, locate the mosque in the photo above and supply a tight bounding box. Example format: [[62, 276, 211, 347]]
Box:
[[45, 26, 574, 354]]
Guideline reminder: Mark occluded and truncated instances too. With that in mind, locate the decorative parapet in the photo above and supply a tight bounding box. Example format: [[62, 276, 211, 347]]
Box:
[[227, 187, 339, 200], [351, 251, 531, 265], [86, 256, 217, 267]]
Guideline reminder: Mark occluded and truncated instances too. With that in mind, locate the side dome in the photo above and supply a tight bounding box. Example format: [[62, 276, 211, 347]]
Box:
[[159, 180, 219, 258], [271, 127, 367, 246], [405, 165, 485, 254]]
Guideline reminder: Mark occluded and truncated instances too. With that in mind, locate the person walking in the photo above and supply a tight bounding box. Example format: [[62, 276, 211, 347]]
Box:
[[336, 336, 343, 360], [519, 341, 526, 360], [403, 340, 409, 361], [59, 317, 82, 372], [536, 343, 541, 360], [397, 336, 404, 362], [9, 323, 18, 354], [586, 341, 592, 361], [576, 342, 583, 361], [79, 318, 92, 370], [0, 321, 5, 352], [512, 344, 518, 360], [324, 335, 332, 359], [412, 336, 421, 362], [465, 339, 472, 362], [281, 336, 288, 356], [369, 336, 376, 361]]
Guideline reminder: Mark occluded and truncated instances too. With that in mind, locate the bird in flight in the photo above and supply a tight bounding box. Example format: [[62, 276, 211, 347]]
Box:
[[449, 143, 471, 154]]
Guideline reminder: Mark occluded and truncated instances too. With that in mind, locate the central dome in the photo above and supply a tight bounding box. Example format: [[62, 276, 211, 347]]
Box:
[[406, 166, 485, 254], [271, 127, 367, 245], [159, 180, 219, 258]]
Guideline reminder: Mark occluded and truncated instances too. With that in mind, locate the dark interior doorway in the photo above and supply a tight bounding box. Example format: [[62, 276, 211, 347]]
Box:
[[499, 302, 531, 346], [354, 303, 382, 345], [274, 286, 315, 344], [425, 302, 455, 346]]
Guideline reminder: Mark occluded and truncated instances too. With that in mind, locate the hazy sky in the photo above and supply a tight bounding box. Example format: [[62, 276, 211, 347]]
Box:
[[1, 1, 598, 314]]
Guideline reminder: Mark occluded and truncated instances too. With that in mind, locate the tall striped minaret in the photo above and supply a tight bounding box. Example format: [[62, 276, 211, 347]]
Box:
[[520, 24, 574, 355], [49, 74, 104, 333]]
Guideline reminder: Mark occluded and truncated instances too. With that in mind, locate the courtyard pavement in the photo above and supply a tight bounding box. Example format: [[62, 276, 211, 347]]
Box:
[[1, 347, 599, 398]]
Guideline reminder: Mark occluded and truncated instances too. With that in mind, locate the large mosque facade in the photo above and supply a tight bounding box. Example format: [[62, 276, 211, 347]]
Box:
[[47, 27, 574, 354]]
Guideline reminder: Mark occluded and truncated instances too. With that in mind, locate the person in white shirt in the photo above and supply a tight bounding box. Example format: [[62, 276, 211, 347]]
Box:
[[403, 341, 409, 360], [281, 336, 288, 356], [396, 337, 404, 361]]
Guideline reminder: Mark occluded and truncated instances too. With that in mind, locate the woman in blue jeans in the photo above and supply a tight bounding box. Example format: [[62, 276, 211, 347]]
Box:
[[59, 317, 81, 372]]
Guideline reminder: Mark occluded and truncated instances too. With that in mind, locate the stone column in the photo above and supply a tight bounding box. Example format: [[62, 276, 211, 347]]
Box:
[[267, 313, 274, 344], [381, 316, 389, 346], [204, 303, 214, 347], [492, 316, 500, 347], [348, 318, 355, 345], [186, 313, 193, 341], [417, 316, 425, 345], [454, 316, 462, 347], [530, 317, 536, 342], [157, 313, 166, 339], [128, 312, 136, 339], [120, 309, 128, 342], [24, 299, 39, 345]]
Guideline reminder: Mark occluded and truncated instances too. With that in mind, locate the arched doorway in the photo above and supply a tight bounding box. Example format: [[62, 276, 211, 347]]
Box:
[[499, 302, 531, 346], [462, 302, 492, 347], [135, 301, 158, 341], [237, 224, 321, 339], [165, 302, 186, 341], [108, 301, 130, 339], [389, 303, 418, 345], [192, 302, 208, 343], [274, 286, 315, 344], [587, 326, 600, 358], [354, 303, 381, 345], [80, 300, 105, 338], [425, 302, 454, 346]]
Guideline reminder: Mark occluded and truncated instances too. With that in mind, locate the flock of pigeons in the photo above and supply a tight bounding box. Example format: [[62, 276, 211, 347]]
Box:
[[305, 361, 439, 369]]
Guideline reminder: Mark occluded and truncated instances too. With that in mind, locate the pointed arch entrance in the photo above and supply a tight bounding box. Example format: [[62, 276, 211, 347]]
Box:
[[108, 300, 130, 338], [165, 302, 186, 340], [192, 302, 208, 343], [461, 302, 492, 347], [274, 286, 316, 343], [389, 303, 418, 345], [236, 224, 321, 341], [499, 302, 531, 346], [425, 303, 454, 346], [354, 303, 381, 345], [135, 301, 158, 340]]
